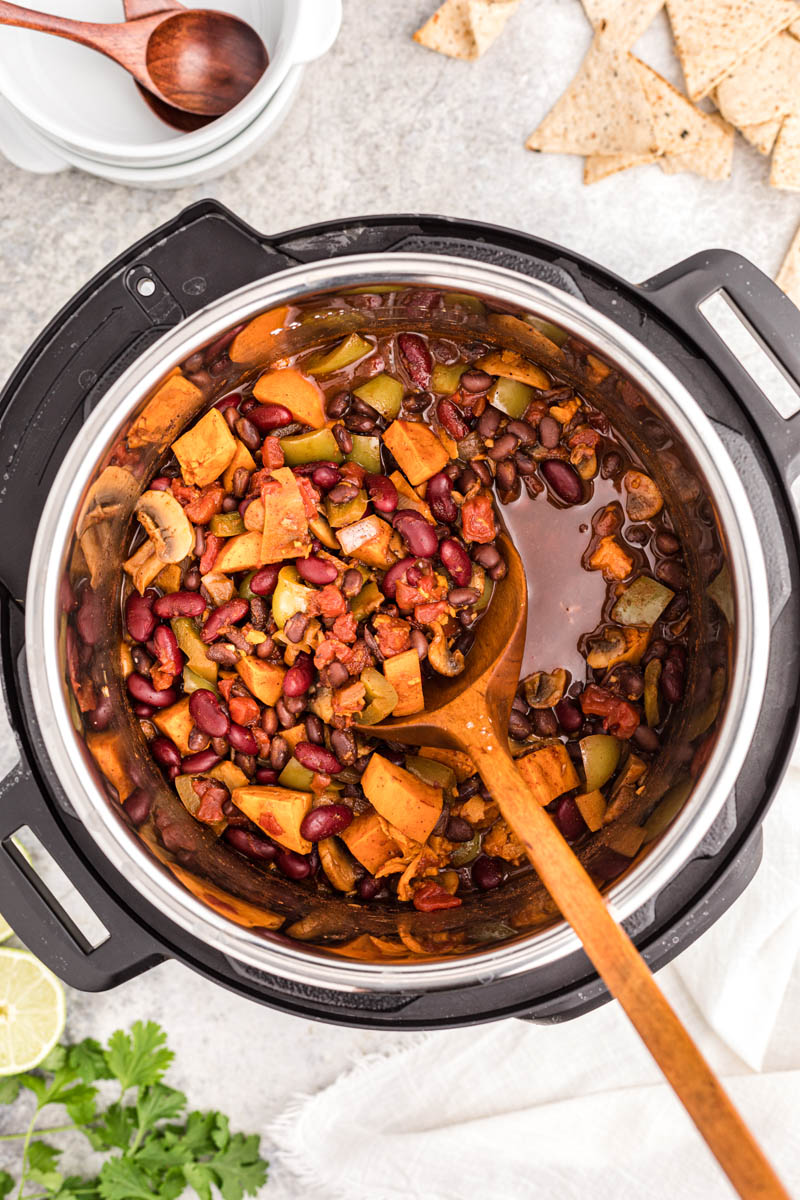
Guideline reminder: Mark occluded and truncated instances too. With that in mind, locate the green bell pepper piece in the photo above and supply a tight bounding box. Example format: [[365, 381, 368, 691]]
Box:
[[350, 580, 383, 621], [354, 373, 403, 419], [579, 734, 621, 792], [306, 333, 373, 376], [210, 512, 246, 537], [171, 617, 217, 684], [182, 665, 219, 695], [281, 428, 343, 467], [405, 754, 456, 794], [357, 666, 399, 725], [611, 576, 674, 627], [522, 312, 569, 346], [272, 566, 314, 629], [326, 489, 368, 529], [278, 758, 315, 790], [309, 513, 339, 550], [239, 571, 257, 600], [431, 363, 466, 394], [489, 377, 535, 419], [451, 833, 481, 866], [346, 434, 382, 474], [443, 291, 486, 315]]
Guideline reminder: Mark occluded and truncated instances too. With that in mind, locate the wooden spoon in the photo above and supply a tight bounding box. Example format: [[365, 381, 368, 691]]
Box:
[[0, 0, 268, 117], [371, 532, 789, 1200], [122, 0, 219, 132]]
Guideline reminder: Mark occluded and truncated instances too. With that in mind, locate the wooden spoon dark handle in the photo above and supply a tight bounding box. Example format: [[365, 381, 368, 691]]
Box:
[[465, 738, 790, 1200]]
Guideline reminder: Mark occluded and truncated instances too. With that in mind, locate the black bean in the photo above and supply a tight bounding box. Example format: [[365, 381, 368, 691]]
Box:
[[495, 460, 519, 497], [448, 586, 480, 608], [457, 774, 482, 801], [601, 451, 622, 479], [514, 450, 536, 476], [326, 661, 350, 689], [270, 735, 289, 771], [410, 629, 428, 661], [330, 728, 357, 765], [656, 559, 688, 590], [261, 707, 278, 736], [538, 416, 561, 449], [473, 543, 501, 570], [461, 369, 492, 393], [633, 725, 660, 752], [187, 727, 210, 752], [473, 460, 493, 487], [655, 531, 680, 556], [183, 567, 201, 591], [478, 406, 503, 439], [532, 708, 558, 737], [457, 468, 478, 492], [351, 396, 380, 418], [332, 423, 353, 454], [250, 596, 268, 631], [328, 481, 359, 504], [206, 644, 238, 666], [326, 392, 351, 419], [284, 612, 310, 643], [344, 412, 378, 435], [232, 467, 251, 497], [234, 752, 257, 778], [221, 495, 238, 513], [402, 391, 431, 414], [508, 710, 533, 739], [506, 419, 537, 444], [235, 417, 261, 451], [445, 816, 474, 842], [488, 432, 519, 462]]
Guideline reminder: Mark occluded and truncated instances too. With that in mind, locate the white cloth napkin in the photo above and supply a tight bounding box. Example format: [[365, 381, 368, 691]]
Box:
[[269, 761, 800, 1200]]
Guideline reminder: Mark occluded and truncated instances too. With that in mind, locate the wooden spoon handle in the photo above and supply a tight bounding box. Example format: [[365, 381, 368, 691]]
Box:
[[123, 0, 180, 18], [0, 1, 157, 79], [466, 739, 789, 1200]]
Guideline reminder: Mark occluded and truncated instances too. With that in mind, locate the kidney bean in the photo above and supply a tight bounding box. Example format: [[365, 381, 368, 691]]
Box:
[[478, 406, 503, 439], [127, 673, 176, 708], [149, 475, 172, 491], [553, 795, 587, 842], [228, 722, 258, 755], [75, 589, 102, 646], [660, 645, 686, 704], [125, 590, 157, 643], [224, 826, 277, 862], [123, 788, 152, 827], [437, 397, 469, 440], [445, 816, 474, 842], [393, 511, 438, 558], [472, 855, 506, 891], [153, 624, 183, 678], [297, 555, 338, 585], [131, 702, 154, 718], [300, 804, 353, 841], [538, 415, 561, 449], [249, 403, 292, 432], [448, 586, 480, 608], [181, 748, 223, 774], [151, 735, 182, 769], [365, 473, 398, 514], [553, 697, 582, 734], [255, 767, 278, 785], [242, 566, 278, 600], [85, 693, 113, 732], [426, 472, 458, 524], [189, 689, 229, 738], [358, 876, 384, 900], [488, 432, 519, 462], [332, 423, 354, 454], [270, 735, 290, 771], [275, 848, 313, 880], [308, 464, 339, 492], [381, 556, 415, 599], [541, 459, 583, 505], [283, 653, 314, 698], [438, 537, 472, 587], [461, 368, 492, 392], [398, 332, 432, 387], [294, 741, 342, 774], [201, 599, 249, 643]]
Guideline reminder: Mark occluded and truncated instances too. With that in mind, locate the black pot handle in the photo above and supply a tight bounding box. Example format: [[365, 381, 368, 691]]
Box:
[[0, 752, 163, 991], [641, 249, 800, 485]]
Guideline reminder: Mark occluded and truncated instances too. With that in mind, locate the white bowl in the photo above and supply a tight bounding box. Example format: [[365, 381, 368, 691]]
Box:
[[0, 64, 304, 187], [0, 0, 339, 167]]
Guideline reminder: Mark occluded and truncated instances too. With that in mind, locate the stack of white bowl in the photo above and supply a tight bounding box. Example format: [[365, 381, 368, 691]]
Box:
[[0, 0, 341, 187]]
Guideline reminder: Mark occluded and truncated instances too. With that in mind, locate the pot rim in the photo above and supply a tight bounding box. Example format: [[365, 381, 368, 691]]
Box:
[[25, 252, 770, 993]]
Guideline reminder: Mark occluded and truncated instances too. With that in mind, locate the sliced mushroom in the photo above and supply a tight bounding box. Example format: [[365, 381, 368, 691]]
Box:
[[123, 540, 162, 594], [200, 571, 235, 607], [427, 622, 465, 677], [623, 470, 663, 521], [570, 442, 598, 481], [523, 667, 567, 709], [135, 489, 194, 563], [319, 837, 360, 892]]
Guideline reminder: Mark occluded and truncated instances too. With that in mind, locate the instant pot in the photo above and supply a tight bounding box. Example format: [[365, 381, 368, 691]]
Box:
[[1, 202, 799, 1029]]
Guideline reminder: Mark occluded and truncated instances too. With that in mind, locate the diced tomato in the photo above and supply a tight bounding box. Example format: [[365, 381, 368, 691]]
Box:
[[262, 437, 285, 469], [296, 474, 320, 519], [580, 684, 640, 740], [229, 695, 260, 726], [192, 779, 226, 825], [461, 492, 496, 544], [199, 533, 223, 575], [217, 678, 235, 702], [412, 881, 462, 912], [317, 584, 346, 619], [314, 637, 351, 668], [311, 772, 332, 793], [568, 425, 602, 450], [340, 461, 366, 485], [414, 600, 448, 626], [373, 615, 411, 657], [333, 681, 366, 715], [184, 483, 225, 524], [170, 479, 199, 507], [252, 726, 272, 757], [259, 809, 284, 838], [395, 575, 443, 614], [249, 467, 273, 493], [332, 612, 358, 643]]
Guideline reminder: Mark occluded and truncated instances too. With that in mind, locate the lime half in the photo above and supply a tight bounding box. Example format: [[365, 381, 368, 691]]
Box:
[[0, 949, 65, 1075]]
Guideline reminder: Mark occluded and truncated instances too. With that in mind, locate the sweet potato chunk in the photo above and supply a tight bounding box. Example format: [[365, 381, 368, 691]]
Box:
[[575, 790, 607, 832], [281, 724, 307, 754], [517, 743, 580, 806], [153, 696, 194, 755], [419, 745, 475, 782], [336, 515, 395, 567], [382, 649, 424, 716], [230, 785, 312, 854], [362, 754, 442, 843], [86, 731, 134, 802], [383, 420, 450, 486], [222, 438, 256, 493], [391, 471, 435, 522], [589, 536, 633, 581], [253, 367, 326, 429], [172, 408, 236, 488], [128, 374, 203, 449], [229, 306, 291, 365], [208, 762, 249, 791], [475, 348, 549, 390], [341, 810, 401, 874], [236, 657, 286, 706], [261, 467, 312, 563], [213, 531, 263, 573]]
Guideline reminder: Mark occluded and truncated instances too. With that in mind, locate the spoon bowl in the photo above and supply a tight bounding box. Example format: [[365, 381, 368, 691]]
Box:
[[123, 0, 218, 132]]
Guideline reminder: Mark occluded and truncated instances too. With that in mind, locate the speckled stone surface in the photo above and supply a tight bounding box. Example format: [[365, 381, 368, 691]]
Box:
[[1, 2, 799, 1196]]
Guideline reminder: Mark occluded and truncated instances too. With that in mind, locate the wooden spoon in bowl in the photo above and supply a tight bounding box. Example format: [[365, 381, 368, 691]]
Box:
[[371, 532, 788, 1200], [0, 0, 268, 117], [122, 0, 219, 132]]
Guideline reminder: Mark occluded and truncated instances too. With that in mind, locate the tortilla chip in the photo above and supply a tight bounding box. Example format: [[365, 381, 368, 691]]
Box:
[[738, 117, 783, 155], [790, 17, 800, 39], [659, 113, 734, 178], [581, 0, 665, 46], [770, 114, 800, 190], [665, 0, 799, 100], [413, 0, 521, 60], [527, 37, 657, 156], [714, 33, 800, 127], [776, 220, 800, 306], [584, 151, 658, 184]]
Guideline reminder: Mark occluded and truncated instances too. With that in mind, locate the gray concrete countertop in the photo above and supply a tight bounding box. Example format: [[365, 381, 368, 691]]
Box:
[[1, 2, 799, 1196]]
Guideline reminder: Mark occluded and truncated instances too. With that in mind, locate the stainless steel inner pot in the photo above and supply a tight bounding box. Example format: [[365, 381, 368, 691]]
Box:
[[25, 253, 770, 993]]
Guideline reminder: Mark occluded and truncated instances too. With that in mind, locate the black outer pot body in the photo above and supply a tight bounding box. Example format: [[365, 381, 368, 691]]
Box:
[[1, 203, 800, 1029]]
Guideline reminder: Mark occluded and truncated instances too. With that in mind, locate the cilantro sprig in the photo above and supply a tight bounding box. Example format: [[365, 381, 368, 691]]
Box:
[[0, 1021, 268, 1200]]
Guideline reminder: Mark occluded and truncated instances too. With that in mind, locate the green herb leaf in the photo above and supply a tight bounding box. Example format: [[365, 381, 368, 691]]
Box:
[[210, 1132, 268, 1200], [135, 1083, 186, 1132], [68, 1039, 113, 1084], [0, 1170, 14, 1199], [97, 1157, 156, 1200], [105, 1022, 173, 1093], [88, 1102, 136, 1152], [0, 1077, 20, 1105], [27, 1139, 63, 1192]]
